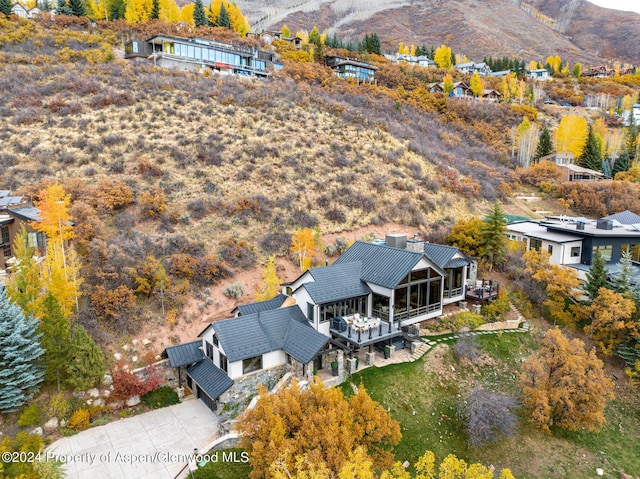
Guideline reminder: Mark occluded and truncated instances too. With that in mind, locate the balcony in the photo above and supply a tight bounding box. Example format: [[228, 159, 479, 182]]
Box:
[[330, 315, 402, 348]]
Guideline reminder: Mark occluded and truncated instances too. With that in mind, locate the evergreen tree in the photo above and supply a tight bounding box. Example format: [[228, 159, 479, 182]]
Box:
[[578, 126, 602, 171], [192, 0, 208, 26], [110, 0, 125, 19], [39, 294, 70, 393], [66, 325, 105, 391], [309, 26, 321, 46], [0, 288, 44, 413], [612, 151, 630, 176], [610, 248, 634, 294], [368, 32, 381, 55], [534, 127, 553, 160], [602, 159, 612, 179], [217, 2, 230, 29], [56, 0, 74, 15], [149, 0, 159, 19], [6, 225, 43, 319], [68, 0, 85, 16], [584, 251, 608, 301], [480, 202, 507, 271], [625, 124, 638, 159], [0, 0, 12, 17]]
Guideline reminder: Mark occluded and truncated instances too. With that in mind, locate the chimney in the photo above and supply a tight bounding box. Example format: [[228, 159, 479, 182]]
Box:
[[406, 233, 425, 253], [385, 234, 407, 249], [576, 221, 585, 231]]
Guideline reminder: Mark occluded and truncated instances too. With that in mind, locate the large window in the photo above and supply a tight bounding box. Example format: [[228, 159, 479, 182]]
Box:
[[1, 226, 10, 258], [394, 268, 442, 321], [372, 293, 390, 320], [571, 246, 581, 257], [529, 238, 542, 251], [205, 341, 214, 360], [444, 267, 464, 298], [621, 244, 640, 262], [593, 244, 613, 262], [242, 355, 262, 374], [219, 352, 228, 373], [320, 296, 366, 323]]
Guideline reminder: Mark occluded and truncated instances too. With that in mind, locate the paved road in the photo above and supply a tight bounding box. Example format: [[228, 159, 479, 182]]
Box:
[[48, 398, 218, 479]]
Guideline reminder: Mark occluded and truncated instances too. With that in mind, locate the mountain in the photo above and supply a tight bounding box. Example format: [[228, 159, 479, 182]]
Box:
[[237, 0, 640, 65]]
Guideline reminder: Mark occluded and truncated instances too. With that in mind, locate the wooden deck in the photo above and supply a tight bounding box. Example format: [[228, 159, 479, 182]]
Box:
[[465, 285, 499, 303]]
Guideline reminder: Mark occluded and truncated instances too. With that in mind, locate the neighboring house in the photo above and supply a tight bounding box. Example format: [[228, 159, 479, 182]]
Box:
[[454, 62, 492, 76], [10, 3, 42, 18], [396, 54, 436, 68], [632, 104, 640, 126], [482, 89, 502, 102], [581, 65, 615, 78], [246, 31, 302, 50], [527, 68, 551, 81], [164, 235, 475, 412], [124, 35, 282, 77], [0, 191, 45, 273], [428, 81, 473, 98], [536, 152, 604, 182], [324, 56, 378, 83], [506, 213, 640, 281], [488, 69, 512, 78]]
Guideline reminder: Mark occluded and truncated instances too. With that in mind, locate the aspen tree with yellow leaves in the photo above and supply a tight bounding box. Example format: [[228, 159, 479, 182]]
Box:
[[555, 115, 588, 158], [434, 44, 452, 69]]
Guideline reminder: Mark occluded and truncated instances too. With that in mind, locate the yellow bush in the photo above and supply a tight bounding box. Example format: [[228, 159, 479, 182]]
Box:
[[68, 409, 91, 431]]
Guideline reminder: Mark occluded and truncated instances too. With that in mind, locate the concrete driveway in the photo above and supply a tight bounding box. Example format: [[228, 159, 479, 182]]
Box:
[[48, 398, 218, 479]]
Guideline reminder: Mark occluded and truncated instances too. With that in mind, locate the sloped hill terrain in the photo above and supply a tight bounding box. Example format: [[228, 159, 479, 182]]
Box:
[[239, 0, 639, 64], [0, 18, 525, 341], [528, 0, 640, 63]]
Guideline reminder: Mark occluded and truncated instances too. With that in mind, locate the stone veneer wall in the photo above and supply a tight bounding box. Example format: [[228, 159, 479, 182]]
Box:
[[218, 364, 288, 410]]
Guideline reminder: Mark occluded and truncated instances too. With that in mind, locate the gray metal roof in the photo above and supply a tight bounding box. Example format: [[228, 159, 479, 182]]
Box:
[[333, 241, 424, 288], [162, 340, 203, 367], [187, 359, 233, 400], [7, 206, 41, 222], [304, 262, 370, 304], [234, 294, 288, 316], [283, 319, 330, 364], [0, 196, 25, 208], [211, 305, 328, 363], [603, 210, 640, 225], [422, 243, 470, 269]]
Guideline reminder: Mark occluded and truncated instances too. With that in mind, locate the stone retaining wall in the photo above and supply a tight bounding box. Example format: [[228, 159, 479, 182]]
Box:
[[218, 365, 288, 410]]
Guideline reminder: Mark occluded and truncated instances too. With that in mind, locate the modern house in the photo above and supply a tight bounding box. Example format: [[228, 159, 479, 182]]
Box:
[[454, 62, 492, 76], [506, 212, 640, 281], [482, 89, 502, 102], [536, 152, 605, 182], [324, 56, 378, 83], [0, 191, 45, 273], [527, 68, 551, 81], [163, 235, 475, 412], [124, 35, 282, 77]]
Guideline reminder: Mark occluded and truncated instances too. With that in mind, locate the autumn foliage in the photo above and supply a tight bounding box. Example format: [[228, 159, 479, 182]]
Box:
[[237, 379, 401, 479], [519, 328, 614, 433]]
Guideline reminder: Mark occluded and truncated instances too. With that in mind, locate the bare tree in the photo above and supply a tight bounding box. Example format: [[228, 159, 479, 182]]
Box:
[[458, 384, 518, 447]]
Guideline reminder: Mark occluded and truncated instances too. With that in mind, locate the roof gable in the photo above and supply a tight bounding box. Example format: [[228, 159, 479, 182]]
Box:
[[234, 294, 288, 316], [211, 305, 327, 363], [162, 340, 203, 367], [187, 360, 233, 399], [304, 262, 370, 303], [603, 210, 640, 225], [333, 241, 425, 288], [422, 243, 471, 269]]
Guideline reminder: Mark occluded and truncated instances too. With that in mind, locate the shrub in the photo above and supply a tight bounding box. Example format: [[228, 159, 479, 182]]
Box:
[[218, 238, 257, 269], [18, 403, 41, 427], [141, 386, 179, 410], [48, 392, 69, 420], [139, 186, 166, 217], [223, 282, 244, 299], [259, 232, 291, 255], [68, 409, 91, 431], [458, 384, 518, 447], [481, 294, 511, 322], [450, 312, 485, 332]]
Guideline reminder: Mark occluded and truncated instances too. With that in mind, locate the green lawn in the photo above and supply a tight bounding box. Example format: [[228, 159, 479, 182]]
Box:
[[197, 332, 640, 479], [342, 332, 640, 478]]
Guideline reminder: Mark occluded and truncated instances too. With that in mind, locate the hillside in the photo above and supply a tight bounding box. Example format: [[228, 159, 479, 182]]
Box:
[[239, 0, 639, 65]]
